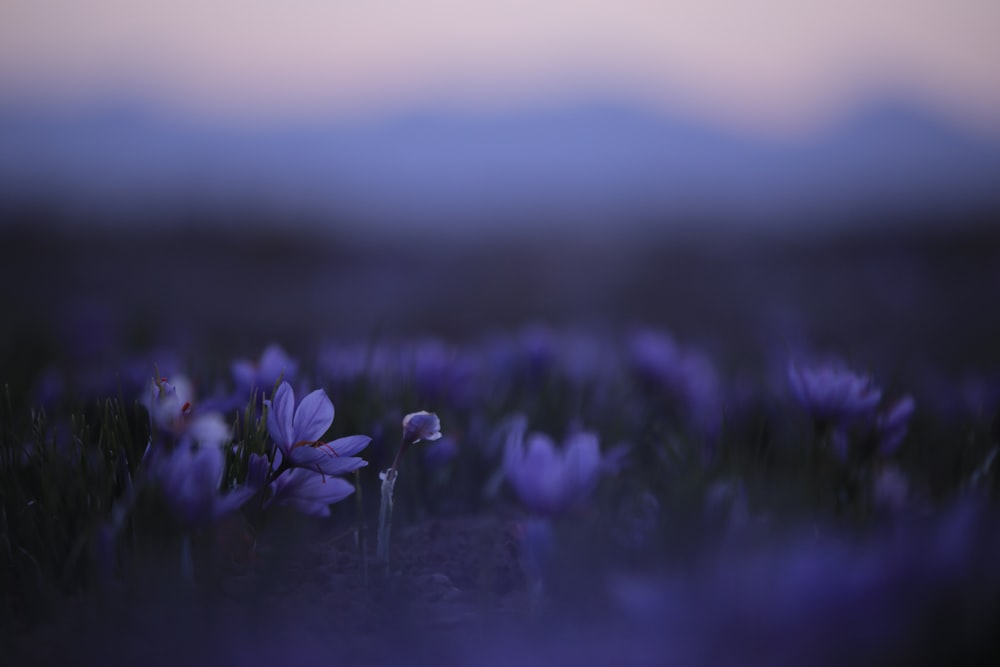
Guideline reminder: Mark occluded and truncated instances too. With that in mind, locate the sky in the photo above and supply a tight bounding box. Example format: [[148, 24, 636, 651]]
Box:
[[1, 1, 999, 233]]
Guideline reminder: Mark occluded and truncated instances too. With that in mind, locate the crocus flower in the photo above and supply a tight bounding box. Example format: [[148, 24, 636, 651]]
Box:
[[628, 329, 724, 438], [265, 381, 370, 476], [232, 343, 298, 395], [402, 411, 442, 444], [265, 468, 355, 517], [503, 426, 603, 515], [155, 443, 255, 526], [141, 375, 230, 448], [245, 452, 272, 490], [787, 362, 882, 425], [141, 375, 196, 431]]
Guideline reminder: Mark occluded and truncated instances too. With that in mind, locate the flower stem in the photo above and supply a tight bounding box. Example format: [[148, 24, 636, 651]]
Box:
[[376, 468, 397, 564], [376, 435, 417, 567]]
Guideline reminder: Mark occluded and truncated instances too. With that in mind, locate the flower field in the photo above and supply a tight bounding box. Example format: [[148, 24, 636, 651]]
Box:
[[2, 221, 1000, 665]]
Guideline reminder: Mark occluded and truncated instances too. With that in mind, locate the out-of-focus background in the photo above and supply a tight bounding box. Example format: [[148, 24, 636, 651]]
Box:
[[1, 1, 999, 366], [2, 0, 1000, 234]]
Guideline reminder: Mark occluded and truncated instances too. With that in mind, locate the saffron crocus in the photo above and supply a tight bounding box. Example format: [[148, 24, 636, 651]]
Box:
[[155, 442, 255, 526], [141, 375, 196, 431], [265, 468, 356, 517], [503, 426, 603, 515], [141, 375, 230, 448], [265, 382, 370, 476], [787, 362, 882, 425]]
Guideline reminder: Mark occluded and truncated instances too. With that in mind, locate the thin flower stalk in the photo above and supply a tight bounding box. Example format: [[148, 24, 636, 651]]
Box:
[[376, 411, 441, 564]]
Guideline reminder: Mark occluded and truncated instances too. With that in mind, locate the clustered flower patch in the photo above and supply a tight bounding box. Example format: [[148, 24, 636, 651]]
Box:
[[2, 326, 999, 665]]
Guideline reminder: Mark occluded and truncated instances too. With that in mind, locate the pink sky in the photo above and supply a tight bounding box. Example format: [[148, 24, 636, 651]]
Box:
[[2, 1, 999, 134]]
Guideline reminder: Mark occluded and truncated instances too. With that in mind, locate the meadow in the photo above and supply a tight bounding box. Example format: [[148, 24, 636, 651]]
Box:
[[2, 216, 999, 665]]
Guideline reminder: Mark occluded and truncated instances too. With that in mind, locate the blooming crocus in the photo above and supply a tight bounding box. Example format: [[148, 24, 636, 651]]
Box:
[[787, 362, 882, 425], [266, 382, 370, 476], [503, 426, 603, 515], [265, 468, 355, 517], [155, 442, 255, 526]]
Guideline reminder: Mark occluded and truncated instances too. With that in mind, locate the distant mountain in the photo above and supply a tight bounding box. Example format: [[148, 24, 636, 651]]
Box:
[[1, 99, 998, 235]]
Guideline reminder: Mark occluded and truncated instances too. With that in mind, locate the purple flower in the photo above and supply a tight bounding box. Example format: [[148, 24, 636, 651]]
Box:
[[265, 468, 355, 517], [246, 452, 272, 489], [232, 344, 298, 394], [141, 375, 196, 431], [503, 425, 603, 515], [265, 381, 370, 476], [787, 362, 882, 425], [628, 329, 724, 437], [141, 375, 231, 448], [402, 411, 442, 444], [155, 443, 254, 526], [877, 395, 916, 456]]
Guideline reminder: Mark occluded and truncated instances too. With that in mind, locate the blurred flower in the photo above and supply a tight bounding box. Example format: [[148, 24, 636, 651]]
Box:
[[232, 343, 298, 395], [628, 329, 724, 438], [246, 452, 272, 489], [141, 375, 195, 431], [403, 411, 442, 444], [877, 395, 916, 456], [141, 375, 230, 448], [787, 362, 882, 425], [265, 468, 355, 518], [519, 324, 559, 378], [423, 435, 459, 468], [265, 381, 370, 476], [873, 466, 909, 513], [503, 425, 603, 515], [155, 443, 254, 526]]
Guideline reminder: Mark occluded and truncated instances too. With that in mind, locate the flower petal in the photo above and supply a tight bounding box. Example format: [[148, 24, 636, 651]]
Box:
[[288, 447, 367, 476], [210, 486, 256, 520], [269, 469, 355, 517], [563, 431, 601, 497], [292, 389, 334, 443], [266, 382, 296, 452], [326, 435, 372, 457]]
